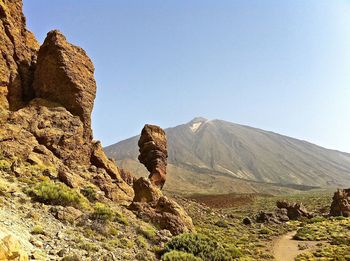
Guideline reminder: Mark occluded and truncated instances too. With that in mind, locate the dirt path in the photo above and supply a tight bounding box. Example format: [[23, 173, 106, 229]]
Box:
[[273, 231, 319, 261]]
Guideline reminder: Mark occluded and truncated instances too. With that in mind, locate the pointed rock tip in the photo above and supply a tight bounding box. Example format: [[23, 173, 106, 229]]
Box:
[[45, 29, 67, 42]]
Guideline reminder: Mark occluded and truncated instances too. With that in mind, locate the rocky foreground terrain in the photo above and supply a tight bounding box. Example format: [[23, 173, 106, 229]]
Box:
[[0, 0, 193, 259]]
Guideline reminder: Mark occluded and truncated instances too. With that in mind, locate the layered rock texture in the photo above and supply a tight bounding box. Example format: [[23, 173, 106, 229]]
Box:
[[0, 3, 194, 258], [130, 125, 194, 235], [0, 0, 132, 202], [33, 30, 96, 140], [0, 0, 39, 111], [130, 177, 194, 235], [330, 189, 350, 217], [138, 124, 168, 188]]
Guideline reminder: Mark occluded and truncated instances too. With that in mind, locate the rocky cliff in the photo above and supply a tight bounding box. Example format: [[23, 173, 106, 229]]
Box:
[[0, 0, 193, 259], [0, 0, 132, 201]]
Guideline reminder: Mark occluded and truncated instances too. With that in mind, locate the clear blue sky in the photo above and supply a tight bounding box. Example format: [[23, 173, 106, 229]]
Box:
[[24, 0, 350, 152]]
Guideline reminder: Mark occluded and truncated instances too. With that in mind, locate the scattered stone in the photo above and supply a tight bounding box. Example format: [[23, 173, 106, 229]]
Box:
[[56, 206, 83, 223], [330, 188, 350, 217], [243, 217, 252, 225], [256, 211, 281, 224], [30, 237, 44, 248], [57, 248, 67, 257]]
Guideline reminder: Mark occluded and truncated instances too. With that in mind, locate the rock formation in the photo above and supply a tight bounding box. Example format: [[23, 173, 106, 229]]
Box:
[[1, 0, 194, 246], [130, 177, 194, 235], [255, 201, 312, 224], [0, 0, 133, 201], [138, 124, 168, 188], [33, 30, 96, 140], [276, 200, 313, 220], [0, 0, 39, 111], [330, 188, 350, 217], [130, 125, 194, 235]]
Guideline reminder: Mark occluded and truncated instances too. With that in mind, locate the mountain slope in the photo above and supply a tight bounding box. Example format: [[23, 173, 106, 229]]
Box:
[[105, 117, 350, 194]]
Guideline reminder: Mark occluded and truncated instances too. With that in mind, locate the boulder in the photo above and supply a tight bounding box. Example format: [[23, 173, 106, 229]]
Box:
[[130, 177, 194, 235], [0, 235, 28, 261], [138, 125, 168, 188], [33, 30, 96, 140], [330, 188, 350, 217], [255, 211, 281, 224], [276, 200, 313, 220], [56, 206, 83, 223]]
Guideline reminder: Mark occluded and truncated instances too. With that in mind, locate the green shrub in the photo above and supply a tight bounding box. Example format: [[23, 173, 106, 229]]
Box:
[[137, 225, 157, 241], [215, 220, 229, 228], [305, 216, 326, 224], [91, 203, 114, 221], [136, 235, 148, 248], [163, 250, 202, 261], [31, 225, 45, 235], [164, 233, 232, 261], [29, 181, 88, 209], [115, 211, 129, 225], [225, 244, 242, 258], [0, 160, 11, 172], [79, 242, 99, 252], [258, 227, 273, 235], [81, 186, 97, 202]]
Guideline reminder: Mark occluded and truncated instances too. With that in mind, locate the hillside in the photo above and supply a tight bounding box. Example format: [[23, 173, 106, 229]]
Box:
[[105, 117, 350, 194]]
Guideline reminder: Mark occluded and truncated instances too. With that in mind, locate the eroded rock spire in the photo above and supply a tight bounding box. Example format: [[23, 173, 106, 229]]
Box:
[[138, 124, 168, 188]]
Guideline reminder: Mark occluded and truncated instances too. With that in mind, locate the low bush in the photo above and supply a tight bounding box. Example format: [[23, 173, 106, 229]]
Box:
[[28, 181, 88, 209], [164, 233, 232, 261], [81, 186, 97, 202], [137, 225, 157, 241], [163, 250, 202, 261], [215, 220, 229, 228], [31, 225, 45, 235], [0, 160, 11, 172], [91, 203, 114, 221]]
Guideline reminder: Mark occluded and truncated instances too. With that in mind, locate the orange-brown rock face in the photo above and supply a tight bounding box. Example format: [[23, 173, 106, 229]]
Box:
[[138, 124, 168, 188], [0, 0, 133, 202], [130, 177, 194, 235], [330, 189, 350, 217], [33, 30, 96, 140], [0, 0, 39, 111]]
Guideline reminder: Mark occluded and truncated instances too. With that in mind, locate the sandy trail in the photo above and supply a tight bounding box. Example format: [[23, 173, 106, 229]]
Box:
[[273, 231, 319, 261]]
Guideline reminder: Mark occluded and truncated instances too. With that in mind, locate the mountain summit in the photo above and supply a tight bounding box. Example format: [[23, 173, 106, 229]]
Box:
[[105, 117, 350, 194]]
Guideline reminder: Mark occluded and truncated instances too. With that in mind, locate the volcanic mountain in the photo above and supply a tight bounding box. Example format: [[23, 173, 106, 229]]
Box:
[[105, 117, 350, 194]]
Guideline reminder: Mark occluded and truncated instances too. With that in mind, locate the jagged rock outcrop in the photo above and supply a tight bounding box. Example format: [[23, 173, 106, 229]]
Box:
[[33, 30, 96, 140], [130, 177, 194, 235], [0, 0, 133, 202], [130, 125, 194, 235], [330, 188, 350, 217], [255, 200, 312, 224], [138, 124, 168, 188], [0, 0, 39, 111], [276, 200, 313, 220]]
